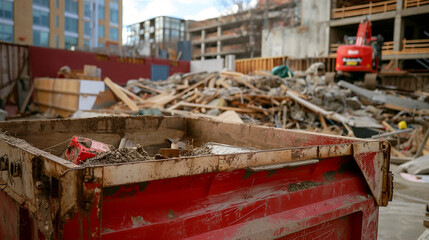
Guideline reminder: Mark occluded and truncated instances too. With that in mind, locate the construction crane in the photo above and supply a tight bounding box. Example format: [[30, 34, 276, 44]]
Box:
[[326, 18, 384, 89]]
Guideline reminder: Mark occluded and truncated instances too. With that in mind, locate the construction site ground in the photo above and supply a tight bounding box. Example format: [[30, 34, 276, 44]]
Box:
[[378, 163, 429, 240]]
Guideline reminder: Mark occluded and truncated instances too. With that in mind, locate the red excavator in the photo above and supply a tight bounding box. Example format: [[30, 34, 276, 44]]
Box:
[[326, 18, 383, 89]]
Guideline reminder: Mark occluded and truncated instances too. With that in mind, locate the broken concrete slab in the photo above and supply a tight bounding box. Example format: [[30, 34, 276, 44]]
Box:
[[338, 80, 429, 111]]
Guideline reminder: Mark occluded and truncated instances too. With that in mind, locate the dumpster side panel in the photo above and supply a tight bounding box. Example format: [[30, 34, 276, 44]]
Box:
[[0, 191, 19, 240], [63, 156, 380, 239]]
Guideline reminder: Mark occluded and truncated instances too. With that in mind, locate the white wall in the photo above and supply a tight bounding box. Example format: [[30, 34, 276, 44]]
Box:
[[262, 0, 331, 58], [190, 59, 224, 73]]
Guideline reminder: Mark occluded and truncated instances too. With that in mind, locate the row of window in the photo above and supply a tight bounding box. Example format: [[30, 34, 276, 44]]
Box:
[[0, 0, 13, 21], [0, 0, 118, 24], [0, 0, 119, 47], [33, 30, 105, 49], [98, 25, 118, 41], [32, 0, 78, 14]]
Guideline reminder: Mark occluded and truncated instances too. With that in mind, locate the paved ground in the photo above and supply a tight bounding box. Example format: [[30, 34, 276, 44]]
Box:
[[378, 164, 429, 240]]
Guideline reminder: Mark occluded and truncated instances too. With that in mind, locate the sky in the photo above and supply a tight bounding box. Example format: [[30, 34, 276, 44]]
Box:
[[123, 0, 223, 26], [122, 0, 257, 43]]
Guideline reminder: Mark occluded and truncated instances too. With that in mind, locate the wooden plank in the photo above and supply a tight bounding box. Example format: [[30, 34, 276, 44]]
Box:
[[112, 83, 145, 103], [104, 77, 139, 111], [170, 73, 214, 101], [20, 82, 35, 113], [318, 113, 328, 130], [136, 83, 166, 95], [177, 102, 258, 113], [382, 121, 396, 132], [33, 78, 80, 117]]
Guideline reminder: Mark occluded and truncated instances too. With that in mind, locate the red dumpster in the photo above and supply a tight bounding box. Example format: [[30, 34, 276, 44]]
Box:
[[0, 116, 393, 239]]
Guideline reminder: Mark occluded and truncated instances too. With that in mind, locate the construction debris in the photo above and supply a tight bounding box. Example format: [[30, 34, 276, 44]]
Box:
[[21, 62, 429, 161]]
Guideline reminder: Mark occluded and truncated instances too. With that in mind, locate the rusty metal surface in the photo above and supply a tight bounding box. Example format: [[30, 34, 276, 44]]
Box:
[[0, 116, 393, 239]]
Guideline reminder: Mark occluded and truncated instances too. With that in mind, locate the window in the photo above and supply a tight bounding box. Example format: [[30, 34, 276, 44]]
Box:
[[65, 17, 78, 33], [0, 23, 13, 42], [155, 30, 163, 43], [84, 21, 91, 36], [84, 0, 91, 18], [56, 16, 59, 28], [56, 35, 59, 48], [56, 0, 59, 8], [84, 39, 90, 49], [110, 27, 118, 41], [180, 22, 185, 31], [165, 18, 169, 29], [164, 30, 169, 41], [65, 0, 78, 14], [33, 9, 49, 28], [98, 42, 104, 48], [65, 36, 77, 50], [171, 30, 179, 40], [98, 4, 105, 20], [33, 0, 49, 8], [0, 0, 13, 20], [98, 24, 104, 37], [33, 30, 49, 47], [110, 7, 118, 24]]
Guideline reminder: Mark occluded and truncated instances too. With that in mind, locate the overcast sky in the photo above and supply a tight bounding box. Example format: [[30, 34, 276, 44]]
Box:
[[123, 0, 223, 26], [122, 0, 258, 43]]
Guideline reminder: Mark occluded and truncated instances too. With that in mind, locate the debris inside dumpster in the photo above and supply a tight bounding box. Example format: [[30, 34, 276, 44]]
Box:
[[82, 145, 151, 166], [17, 62, 429, 161], [62, 136, 113, 164]]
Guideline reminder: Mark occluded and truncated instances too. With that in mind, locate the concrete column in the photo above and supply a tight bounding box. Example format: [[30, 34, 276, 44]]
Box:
[[201, 29, 205, 60], [393, 0, 404, 51], [217, 26, 221, 59], [325, 0, 332, 57]]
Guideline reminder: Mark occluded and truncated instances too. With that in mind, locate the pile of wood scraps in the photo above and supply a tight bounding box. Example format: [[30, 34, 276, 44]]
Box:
[[96, 64, 429, 161], [23, 62, 429, 161]]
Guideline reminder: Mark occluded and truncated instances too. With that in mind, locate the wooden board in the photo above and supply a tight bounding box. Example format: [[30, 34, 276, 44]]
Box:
[[33, 78, 80, 117], [104, 78, 139, 111]]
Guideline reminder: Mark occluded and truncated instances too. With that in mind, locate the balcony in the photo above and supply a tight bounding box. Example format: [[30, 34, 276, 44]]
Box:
[[329, 38, 429, 58], [331, 0, 397, 19], [404, 0, 429, 8]]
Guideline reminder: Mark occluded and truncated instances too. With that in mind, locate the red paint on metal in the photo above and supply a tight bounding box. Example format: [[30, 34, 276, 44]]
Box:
[[63, 136, 111, 164], [63, 182, 102, 240], [0, 191, 18, 240], [60, 156, 375, 239], [2, 152, 383, 239], [28, 46, 190, 85]]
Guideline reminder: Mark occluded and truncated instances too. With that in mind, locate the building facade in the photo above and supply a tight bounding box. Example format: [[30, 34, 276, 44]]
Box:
[[188, 1, 300, 60], [126, 16, 186, 56], [262, 0, 429, 70], [0, 0, 122, 51]]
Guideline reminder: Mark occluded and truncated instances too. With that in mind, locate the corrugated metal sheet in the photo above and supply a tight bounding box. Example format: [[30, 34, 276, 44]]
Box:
[[151, 64, 170, 81], [177, 41, 192, 61], [0, 42, 29, 103]]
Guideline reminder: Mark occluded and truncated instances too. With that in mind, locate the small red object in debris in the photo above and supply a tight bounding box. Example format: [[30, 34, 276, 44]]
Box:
[[63, 136, 111, 164]]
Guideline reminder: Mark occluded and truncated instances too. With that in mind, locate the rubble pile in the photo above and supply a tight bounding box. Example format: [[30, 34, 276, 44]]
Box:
[[93, 63, 429, 160]]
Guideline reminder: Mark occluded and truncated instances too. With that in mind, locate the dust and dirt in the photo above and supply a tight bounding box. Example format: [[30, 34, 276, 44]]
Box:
[[0, 132, 33, 149], [180, 146, 212, 157], [82, 145, 152, 166], [82, 144, 215, 166], [288, 181, 323, 192]]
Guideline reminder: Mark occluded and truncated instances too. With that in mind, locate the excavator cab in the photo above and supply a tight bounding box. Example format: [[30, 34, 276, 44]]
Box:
[[326, 18, 384, 89]]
